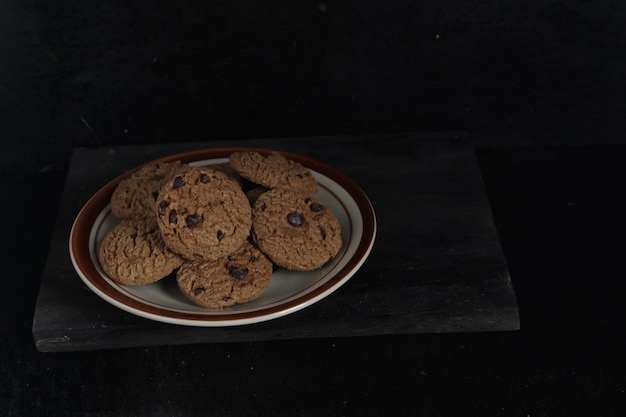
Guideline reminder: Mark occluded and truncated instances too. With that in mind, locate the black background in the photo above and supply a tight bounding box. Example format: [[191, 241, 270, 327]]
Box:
[[2, 1, 626, 416], [3, 0, 626, 173]]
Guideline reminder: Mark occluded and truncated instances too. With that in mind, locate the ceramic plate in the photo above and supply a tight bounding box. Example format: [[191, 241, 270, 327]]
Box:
[[69, 148, 376, 326]]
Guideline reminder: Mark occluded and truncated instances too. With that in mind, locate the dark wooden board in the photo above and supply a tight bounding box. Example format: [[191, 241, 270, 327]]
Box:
[[32, 132, 519, 352]]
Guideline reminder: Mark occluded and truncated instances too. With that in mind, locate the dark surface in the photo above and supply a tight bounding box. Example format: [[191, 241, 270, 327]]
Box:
[[4, 142, 626, 415], [3, 0, 626, 415], [3, 1, 626, 174], [33, 133, 518, 352]]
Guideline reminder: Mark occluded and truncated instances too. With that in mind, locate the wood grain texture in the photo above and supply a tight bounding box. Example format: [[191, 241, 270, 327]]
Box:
[[32, 132, 519, 352]]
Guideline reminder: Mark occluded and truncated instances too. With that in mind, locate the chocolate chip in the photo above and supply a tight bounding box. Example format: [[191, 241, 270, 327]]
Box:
[[151, 191, 159, 201], [193, 287, 205, 296], [229, 266, 248, 280], [217, 230, 225, 241], [250, 256, 258, 263], [319, 227, 327, 240], [185, 214, 202, 228], [199, 173, 211, 184], [158, 201, 169, 216], [287, 212, 304, 226], [310, 203, 324, 212], [169, 210, 177, 224], [173, 176, 185, 188]]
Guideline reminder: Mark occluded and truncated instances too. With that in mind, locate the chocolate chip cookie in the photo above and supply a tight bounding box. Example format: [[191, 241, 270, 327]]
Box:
[[229, 151, 318, 195], [245, 185, 269, 206], [110, 161, 183, 219], [176, 241, 273, 308], [97, 217, 184, 285], [206, 162, 248, 189], [251, 189, 343, 271], [155, 165, 252, 261]]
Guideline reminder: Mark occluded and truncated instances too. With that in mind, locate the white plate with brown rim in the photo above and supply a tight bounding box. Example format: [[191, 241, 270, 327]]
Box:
[[69, 148, 376, 326]]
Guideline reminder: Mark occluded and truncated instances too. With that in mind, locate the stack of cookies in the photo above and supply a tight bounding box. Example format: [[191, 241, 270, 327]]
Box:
[[97, 151, 343, 309]]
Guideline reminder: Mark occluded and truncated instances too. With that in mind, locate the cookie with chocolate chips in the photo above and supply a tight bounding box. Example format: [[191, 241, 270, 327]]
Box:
[[110, 161, 183, 219], [229, 151, 318, 195], [251, 189, 343, 271], [206, 162, 248, 189], [245, 185, 269, 206], [154, 165, 252, 261], [97, 217, 184, 285], [176, 242, 273, 308]]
